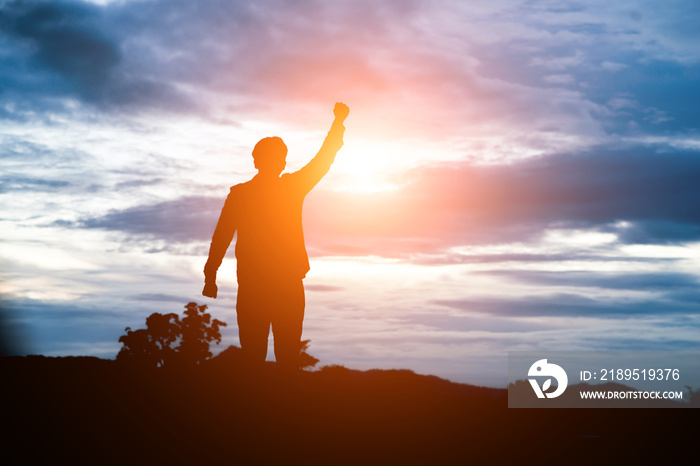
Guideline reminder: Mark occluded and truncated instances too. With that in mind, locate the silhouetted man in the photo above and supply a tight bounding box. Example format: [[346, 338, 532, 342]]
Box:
[[203, 102, 349, 368]]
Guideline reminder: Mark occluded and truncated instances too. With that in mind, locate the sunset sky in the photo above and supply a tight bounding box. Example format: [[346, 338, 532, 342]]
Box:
[[2, 0, 700, 387]]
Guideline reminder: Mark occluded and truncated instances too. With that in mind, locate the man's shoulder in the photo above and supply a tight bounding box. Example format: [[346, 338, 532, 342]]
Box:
[[228, 178, 255, 195], [279, 171, 306, 190], [221, 181, 249, 208]]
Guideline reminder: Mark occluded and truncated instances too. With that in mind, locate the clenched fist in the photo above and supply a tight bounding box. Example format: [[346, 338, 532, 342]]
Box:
[[333, 102, 349, 122], [202, 282, 218, 299]]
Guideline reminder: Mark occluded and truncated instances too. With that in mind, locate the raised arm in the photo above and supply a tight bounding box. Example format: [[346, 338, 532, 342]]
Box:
[[202, 189, 238, 298], [289, 102, 349, 193]]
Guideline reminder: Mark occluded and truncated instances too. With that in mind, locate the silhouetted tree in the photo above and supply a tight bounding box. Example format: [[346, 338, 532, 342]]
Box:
[[299, 339, 319, 370], [117, 312, 180, 368], [178, 302, 226, 367], [117, 302, 226, 368]]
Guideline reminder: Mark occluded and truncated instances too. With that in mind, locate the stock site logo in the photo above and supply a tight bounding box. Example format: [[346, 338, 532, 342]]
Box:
[[528, 359, 568, 398]]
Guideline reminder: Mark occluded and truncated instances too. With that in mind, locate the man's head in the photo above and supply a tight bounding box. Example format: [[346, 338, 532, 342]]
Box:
[[252, 137, 287, 176]]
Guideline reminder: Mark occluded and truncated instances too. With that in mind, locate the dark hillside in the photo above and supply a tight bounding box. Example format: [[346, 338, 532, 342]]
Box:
[[1, 348, 694, 465]]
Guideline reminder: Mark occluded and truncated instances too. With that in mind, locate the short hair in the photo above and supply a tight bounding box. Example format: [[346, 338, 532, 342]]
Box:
[[252, 137, 287, 161]]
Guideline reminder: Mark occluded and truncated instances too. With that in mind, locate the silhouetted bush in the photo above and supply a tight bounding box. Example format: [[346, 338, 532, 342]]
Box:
[[299, 339, 319, 370], [117, 302, 226, 368]]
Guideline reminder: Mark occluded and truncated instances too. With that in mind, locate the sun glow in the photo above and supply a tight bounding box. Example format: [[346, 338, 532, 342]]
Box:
[[324, 138, 448, 193]]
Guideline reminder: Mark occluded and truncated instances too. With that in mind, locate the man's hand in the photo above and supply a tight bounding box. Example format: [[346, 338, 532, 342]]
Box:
[[333, 102, 349, 122], [202, 282, 218, 299]]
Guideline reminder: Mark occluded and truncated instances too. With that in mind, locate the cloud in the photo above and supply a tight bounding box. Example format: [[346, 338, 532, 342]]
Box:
[[482, 270, 700, 292], [305, 284, 344, 292], [59, 143, 700, 259], [1, 296, 126, 355], [579, 336, 700, 351], [433, 290, 700, 319], [530, 50, 586, 71], [543, 74, 575, 84], [408, 252, 677, 266], [71, 195, 223, 243], [0, 0, 193, 114], [131, 293, 195, 304], [2, 0, 696, 154], [0, 1, 118, 101], [6, 1, 120, 89], [0, 175, 70, 193], [601, 61, 628, 72], [305, 146, 700, 256]]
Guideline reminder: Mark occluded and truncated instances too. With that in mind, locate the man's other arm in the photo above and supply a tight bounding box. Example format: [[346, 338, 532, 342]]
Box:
[[202, 189, 238, 298], [291, 102, 349, 193]]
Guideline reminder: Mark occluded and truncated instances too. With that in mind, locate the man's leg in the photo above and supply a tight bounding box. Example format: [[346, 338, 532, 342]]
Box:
[[236, 280, 271, 363], [271, 278, 305, 368]]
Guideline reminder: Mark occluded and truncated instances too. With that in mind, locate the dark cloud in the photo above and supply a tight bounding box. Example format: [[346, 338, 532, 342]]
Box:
[[605, 220, 700, 245], [409, 252, 676, 266], [433, 290, 700, 319], [1, 1, 116, 101], [304, 146, 700, 256], [0, 0, 418, 120], [0, 0, 193, 113], [6, 296, 126, 323], [579, 337, 700, 351], [0, 300, 31, 356], [70, 195, 223, 243], [481, 271, 700, 292], [399, 311, 557, 334], [9, 1, 119, 90], [457, 270, 700, 320], [60, 145, 700, 258], [0, 175, 70, 193], [1, 296, 127, 355], [1, 0, 698, 152]]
